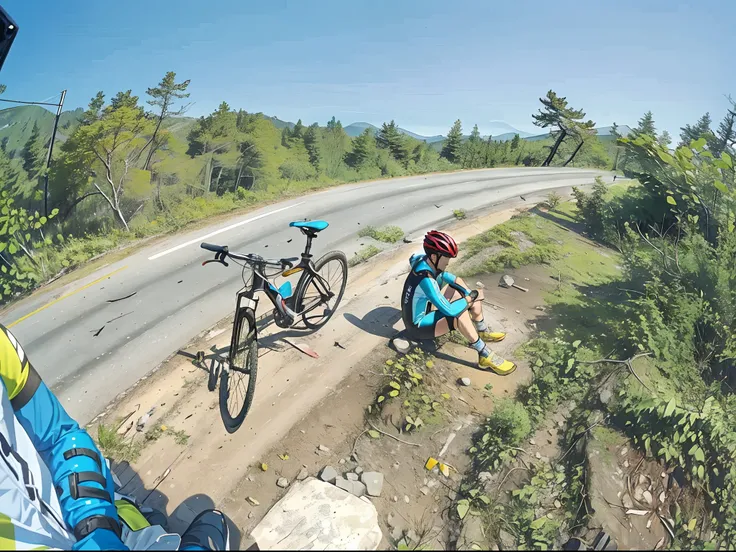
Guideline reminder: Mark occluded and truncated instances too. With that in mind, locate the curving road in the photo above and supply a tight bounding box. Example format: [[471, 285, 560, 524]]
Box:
[[1, 167, 607, 423]]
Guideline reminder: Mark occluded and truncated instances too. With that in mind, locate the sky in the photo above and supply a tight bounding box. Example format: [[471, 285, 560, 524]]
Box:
[[0, 0, 733, 139]]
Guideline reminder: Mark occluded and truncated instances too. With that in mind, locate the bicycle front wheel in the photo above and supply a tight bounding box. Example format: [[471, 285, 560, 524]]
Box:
[[294, 250, 348, 330], [220, 309, 258, 433]]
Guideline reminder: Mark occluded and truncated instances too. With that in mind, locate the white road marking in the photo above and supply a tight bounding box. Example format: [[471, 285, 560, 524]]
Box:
[[148, 202, 306, 261]]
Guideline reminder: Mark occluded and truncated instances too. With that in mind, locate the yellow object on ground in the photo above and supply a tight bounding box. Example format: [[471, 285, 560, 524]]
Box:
[[479, 352, 517, 375], [425, 457, 439, 470]]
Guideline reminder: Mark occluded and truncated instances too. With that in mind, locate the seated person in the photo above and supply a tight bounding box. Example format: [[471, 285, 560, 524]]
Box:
[[400, 231, 516, 375]]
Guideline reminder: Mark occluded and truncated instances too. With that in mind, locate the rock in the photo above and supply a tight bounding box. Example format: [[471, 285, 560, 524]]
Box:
[[251, 479, 382, 550], [393, 496, 399, 502], [347, 473, 359, 481], [339, 459, 346, 465], [619, 447, 629, 456], [420, 486, 430, 495], [404, 495, 410, 504], [355, 466, 363, 475], [554, 500, 562, 509], [318, 444, 330, 452], [296, 468, 309, 481], [448, 490, 457, 501], [599, 387, 613, 405], [247, 497, 260, 506], [476, 281, 486, 289], [248, 511, 254, 519], [659, 491, 666, 504], [391, 526, 404, 541], [393, 338, 411, 354], [361, 472, 384, 497], [427, 479, 438, 489], [246, 475, 255, 482], [352, 481, 367, 498], [535, 452, 542, 459], [319, 466, 338, 484], [393, 462, 401, 470], [633, 487, 644, 502], [529, 438, 536, 445], [276, 477, 289, 488], [498, 529, 516, 550], [459, 377, 471, 386], [642, 490, 653, 505], [335, 477, 352, 493], [623, 460, 630, 468], [621, 493, 633, 509], [557, 420, 564, 428]]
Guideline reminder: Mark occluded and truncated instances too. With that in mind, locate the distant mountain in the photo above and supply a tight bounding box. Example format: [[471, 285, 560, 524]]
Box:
[[344, 122, 445, 143], [264, 116, 295, 130], [0, 105, 84, 158], [524, 125, 633, 142]]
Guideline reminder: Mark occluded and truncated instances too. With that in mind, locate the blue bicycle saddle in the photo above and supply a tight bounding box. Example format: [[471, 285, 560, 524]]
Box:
[[289, 220, 329, 232]]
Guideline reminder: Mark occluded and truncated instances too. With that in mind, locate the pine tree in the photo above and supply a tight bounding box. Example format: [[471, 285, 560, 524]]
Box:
[[142, 71, 190, 170], [281, 126, 291, 147], [441, 120, 463, 163], [657, 130, 672, 148], [303, 123, 321, 169], [679, 113, 714, 148], [349, 128, 375, 167], [292, 119, 304, 139], [532, 91, 594, 166], [376, 121, 409, 164], [714, 108, 736, 156], [633, 111, 656, 138], [22, 122, 44, 179], [510, 134, 521, 150]]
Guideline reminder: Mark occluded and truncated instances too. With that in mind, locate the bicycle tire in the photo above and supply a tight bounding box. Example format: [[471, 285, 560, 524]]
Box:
[[294, 250, 348, 330], [220, 308, 258, 433]]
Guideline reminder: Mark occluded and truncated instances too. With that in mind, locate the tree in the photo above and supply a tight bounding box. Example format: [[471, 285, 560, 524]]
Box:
[[461, 124, 484, 168], [679, 113, 713, 147], [322, 117, 349, 178], [186, 102, 239, 192], [347, 128, 375, 168], [72, 93, 154, 230], [141, 71, 190, 170], [291, 119, 304, 140], [21, 122, 44, 179], [441, 120, 463, 163], [510, 134, 521, 150], [376, 120, 409, 165], [532, 90, 594, 166], [634, 111, 657, 138], [714, 106, 736, 156], [657, 130, 672, 148], [303, 123, 321, 170], [281, 126, 291, 147]]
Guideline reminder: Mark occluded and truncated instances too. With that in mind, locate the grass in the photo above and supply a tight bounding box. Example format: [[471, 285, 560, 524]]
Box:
[[453, 209, 467, 220], [358, 225, 405, 243], [349, 245, 381, 267], [97, 422, 143, 463]]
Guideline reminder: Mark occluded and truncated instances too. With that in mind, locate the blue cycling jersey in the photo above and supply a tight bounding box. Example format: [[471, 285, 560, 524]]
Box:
[[401, 254, 471, 332]]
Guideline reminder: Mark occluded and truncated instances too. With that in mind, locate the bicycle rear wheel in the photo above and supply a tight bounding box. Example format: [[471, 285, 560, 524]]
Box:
[[294, 250, 348, 330], [220, 308, 258, 433]]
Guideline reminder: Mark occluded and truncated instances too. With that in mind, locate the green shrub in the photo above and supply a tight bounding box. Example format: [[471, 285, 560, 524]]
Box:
[[487, 399, 531, 446], [358, 225, 404, 243], [348, 245, 381, 267], [546, 191, 562, 209]]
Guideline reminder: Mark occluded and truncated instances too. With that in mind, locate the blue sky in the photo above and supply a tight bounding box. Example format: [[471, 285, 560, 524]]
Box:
[[1, 0, 733, 139]]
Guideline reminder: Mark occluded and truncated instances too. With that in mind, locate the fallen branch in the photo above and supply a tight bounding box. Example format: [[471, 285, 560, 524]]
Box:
[[497, 466, 531, 491], [367, 422, 420, 447], [580, 353, 653, 392], [351, 429, 368, 458]]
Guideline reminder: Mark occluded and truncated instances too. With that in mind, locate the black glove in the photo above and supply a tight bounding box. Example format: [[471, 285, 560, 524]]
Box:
[[468, 289, 479, 303]]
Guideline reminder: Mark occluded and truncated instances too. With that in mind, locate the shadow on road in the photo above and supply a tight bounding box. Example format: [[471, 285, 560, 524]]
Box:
[[112, 460, 243, 549], [343, 306, 402, 339]]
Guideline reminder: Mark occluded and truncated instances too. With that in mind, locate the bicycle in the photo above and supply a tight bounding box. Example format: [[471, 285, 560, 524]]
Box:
[[200, 220, 348, 433]]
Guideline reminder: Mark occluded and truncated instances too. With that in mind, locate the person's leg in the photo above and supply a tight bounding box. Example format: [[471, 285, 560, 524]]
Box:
[[443, 282, 504, 342], [180, 509, 230, 551]]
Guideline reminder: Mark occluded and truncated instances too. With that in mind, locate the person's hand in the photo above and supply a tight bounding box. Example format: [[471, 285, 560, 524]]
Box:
[[468, 289, 479, 304]]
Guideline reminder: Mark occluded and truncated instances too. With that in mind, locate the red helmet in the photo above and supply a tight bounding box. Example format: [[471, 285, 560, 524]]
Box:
[[423, 230, 458, 258]]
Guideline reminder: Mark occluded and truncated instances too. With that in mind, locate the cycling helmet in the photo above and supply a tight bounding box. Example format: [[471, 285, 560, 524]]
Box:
[[423, 230, 458, 258]]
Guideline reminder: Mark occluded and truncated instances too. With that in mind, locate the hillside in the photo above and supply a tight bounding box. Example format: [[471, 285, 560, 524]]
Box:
[[0, 105, 83, 158], [343, 121, 444, 143]]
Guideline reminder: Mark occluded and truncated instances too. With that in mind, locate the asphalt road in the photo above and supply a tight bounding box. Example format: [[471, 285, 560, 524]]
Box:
[[1, 167, 607, 423]]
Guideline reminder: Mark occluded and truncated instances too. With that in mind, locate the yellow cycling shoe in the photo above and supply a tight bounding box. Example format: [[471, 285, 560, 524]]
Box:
[[479, 351, 517, 375], [479, 331, 506, 343]]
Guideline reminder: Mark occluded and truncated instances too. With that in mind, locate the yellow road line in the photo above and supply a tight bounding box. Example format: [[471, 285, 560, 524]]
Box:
[[7, 266, 128, 328]]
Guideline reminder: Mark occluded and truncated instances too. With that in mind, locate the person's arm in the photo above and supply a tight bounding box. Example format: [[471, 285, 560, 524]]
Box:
[[438, 271, 472, 297], [0, 324, 127, 551], [418, 277, 469, 318]]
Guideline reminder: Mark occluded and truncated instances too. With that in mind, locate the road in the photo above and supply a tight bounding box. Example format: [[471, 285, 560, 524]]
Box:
[[1, 167, 606, 423]]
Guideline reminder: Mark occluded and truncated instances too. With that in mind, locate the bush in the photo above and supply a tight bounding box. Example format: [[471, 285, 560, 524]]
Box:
[[486, 399, 531, 446], [358, 225, 404, 243], [546, 191, 562, 209], [348, 245, 381, 267]]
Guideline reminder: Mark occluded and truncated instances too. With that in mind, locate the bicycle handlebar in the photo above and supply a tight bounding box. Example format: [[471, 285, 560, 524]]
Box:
[[200, 243, 295, 270]]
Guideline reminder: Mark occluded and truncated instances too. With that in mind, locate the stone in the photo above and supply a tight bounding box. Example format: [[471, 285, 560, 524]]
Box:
[[319, 466, 338, 484], [554, 500, 562, 509], [476, 281, 486, 289], [276, 477, 289, 488], [247, 496, 260, 506], [318, 444, 330, 452], [623, 460, 630, 468], [393, 462, 401, 470], [361, 472, 384, 497], [642, 490, 653, 505], [459, 377, 471, 386], [535, 452, 542, 460], [296, 468, 309, 481], [393, 338, 411, 354], [248, 511, 254, 519], [355, 466, 364, 475], [352, 481, 367, 498], [251, 479, 382, 550], [420, 486, 430, 495], [404, 495, 410, 504], [347, 473, 359, 481], [620, 447, 629, 456], [498, 529, 516, 550], [393, 496, 399, 502], [622, 493, 633, 509], [529, 438, 536, 445], [391, 526, 404, 541], [335, 477, 352, 493], [339, 459, 346, 465], [448, 490, 457, 501]]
